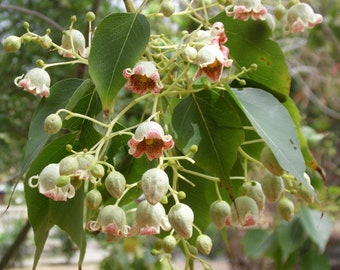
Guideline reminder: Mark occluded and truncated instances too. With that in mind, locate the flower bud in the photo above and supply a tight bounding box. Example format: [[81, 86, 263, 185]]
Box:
[[39, 34, 53, 49], [261, 174, 284, 203], [260, 145, 284, 176], [168, 203, 194, 239], [278, 197, 295, 222], [183, 46, 198, 62], [274, 3, 286, 21], [160, 1, 175, 17], [85, 189, 102, 210], [59, 155, 79, 175], [90, 164, 105, 178], [209, 200, 231, 229], [196, 234, 213, 255], [141, 168, 169, 205], [3, 35, 21, 52], [44, 114, 62, 135], [163, 235, 177, 253], [56, 175, 71, 187], [239, 181, 265, 211], [226, 196, 259, 227], [86, 11, 96, 22], [105, 171, 126, 199]]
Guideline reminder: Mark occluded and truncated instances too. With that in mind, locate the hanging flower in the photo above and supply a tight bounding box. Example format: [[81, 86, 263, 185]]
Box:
[[226, 0, 267, 21], [286, 3, 323, 33], [225, 196, 259, 227], [128, 121, 174, 160], [58, 29, 88, 58], [87, 205, 130, 242], [14, 68, 51, 97], [28, 163, 75, 201], [130, 200, 171, 236], [123, 61, 163, 95], [195, 44, 233, 82]]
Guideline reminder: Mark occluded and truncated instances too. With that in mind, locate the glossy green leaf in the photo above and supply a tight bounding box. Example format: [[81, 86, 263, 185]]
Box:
[[298, 207, 332, 252], [172, 90, 244, 199], [89, 13, 150, 115], [24, 133, 86, 269], [211, 13, 290, 101], [242, 228, 275, 258], [230, 87, 307, 185], [21, 79, 83, 174]]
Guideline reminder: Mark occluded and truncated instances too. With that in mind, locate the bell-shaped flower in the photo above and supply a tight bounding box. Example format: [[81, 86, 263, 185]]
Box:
[[28, 163, 75, 201], [226, 0, 267, 21], [168, 203, 194, 239], [14, 68, 51, 97], [128, 121, 174, 160], [195, 44, 233, 82], [87, 205, 130, 242], [123, 61, 163, 96], [225, 196, 259, 227], [58, 29, 88, 58], [130, 200, 171, 236], [286, 3, 323, 33]]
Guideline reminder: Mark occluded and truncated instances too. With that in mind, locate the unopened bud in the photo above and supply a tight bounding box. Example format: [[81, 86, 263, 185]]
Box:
[[163, 235, 177, 253], [278, 197, 295, 221], [59, 155, 79, 175], [274, 3, 286, 21], [105, 171, 126, 199], [227, 196, 259, 227], [39, 34, 53, 49], [261, 174, 284, 203], [86, 11, 96, 22], [260, 145, 284, 176], [141, 168, 169, 205], [168, 203, 194, 239], [239, 181, 265, 211], [3, 35, 21, 53], [85, 189, 102, 209], [56, 175, 71, 187], [91, 164, 105, 178], [44, 114, 62, 135], [160, 1, 175, 17], [196, 234, 213, 255]]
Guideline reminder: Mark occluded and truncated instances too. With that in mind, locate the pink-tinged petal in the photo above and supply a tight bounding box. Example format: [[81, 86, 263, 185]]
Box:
[[139, 227, 159, 235]]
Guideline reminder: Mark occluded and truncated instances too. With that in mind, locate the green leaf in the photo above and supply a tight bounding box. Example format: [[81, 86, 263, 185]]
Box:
[[172, 90, 244, 199], [230, 87, 306, 185], [21, 79, 83, 174], [211, 13, 290, 101], [298, 207, 332, 252], [300, 244, 330, 270], [276, 219, 306, 261], [89, 13, 150, 115], [242, 228, 275, 258], [24, 133, 86, 269]]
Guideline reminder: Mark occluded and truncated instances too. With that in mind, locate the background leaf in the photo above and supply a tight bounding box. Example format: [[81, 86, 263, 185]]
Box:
[[211, 13, 290, 101], [172, 90, 244, 199], [242, 228, 275, 258], [298, 207, 332, 252], [89, 13, 150, 115]]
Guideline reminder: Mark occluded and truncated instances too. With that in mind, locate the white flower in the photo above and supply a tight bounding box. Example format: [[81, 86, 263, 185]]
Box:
[[58, 29, 88, 58], [14, 68, 51, 97]]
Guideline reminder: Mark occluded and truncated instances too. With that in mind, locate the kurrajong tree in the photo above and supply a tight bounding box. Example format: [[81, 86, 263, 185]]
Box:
[[2, 0, 331, 269]]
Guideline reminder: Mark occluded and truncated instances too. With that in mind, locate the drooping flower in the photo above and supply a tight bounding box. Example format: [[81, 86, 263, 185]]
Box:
[[195, 44, 233, 82], [87, 205, 130, 242], [128, 121, 174, 160], [168, 203, 194, 239], [58, 29, 88, 58], [28, 163, 75, 201], [141, 168, 169, 205], [286, 3, 323, 33], [14, 68, 51, 97], [225, 196, 259, 227], [130, 200, 171, 236], [123, 61, 163, 95], [226, 0, 267, 21]]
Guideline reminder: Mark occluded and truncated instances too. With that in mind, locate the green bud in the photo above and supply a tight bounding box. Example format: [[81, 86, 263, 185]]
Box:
[[239, 181, 265, 211], [36, 59, 45, 67], [278, 197, 295, 222], [274, 4, 286, 21], [3, 36, 21, 53], [260, 145, 284, 176], [261, 174, 284, 203], [86, 11, 96, 22], [85, 189, 102, 210], [91, 164, 105, 178], [56, 175, 71, 187], [163, 235, 177, 253], [177, 191, 186, 200], [44, 114, 62, 135], [196, 234, 213, 255], [105, 171, 126, 199], [59, 155, 79, 175], [209, 200, 230, 229], [160, 1, 175, 17]]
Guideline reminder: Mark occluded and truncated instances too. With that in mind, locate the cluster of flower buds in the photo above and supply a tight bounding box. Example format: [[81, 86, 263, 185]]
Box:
[[223, 0, 322, 33], [4, 14, 93, 98], [183, 21, 233, 82]]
